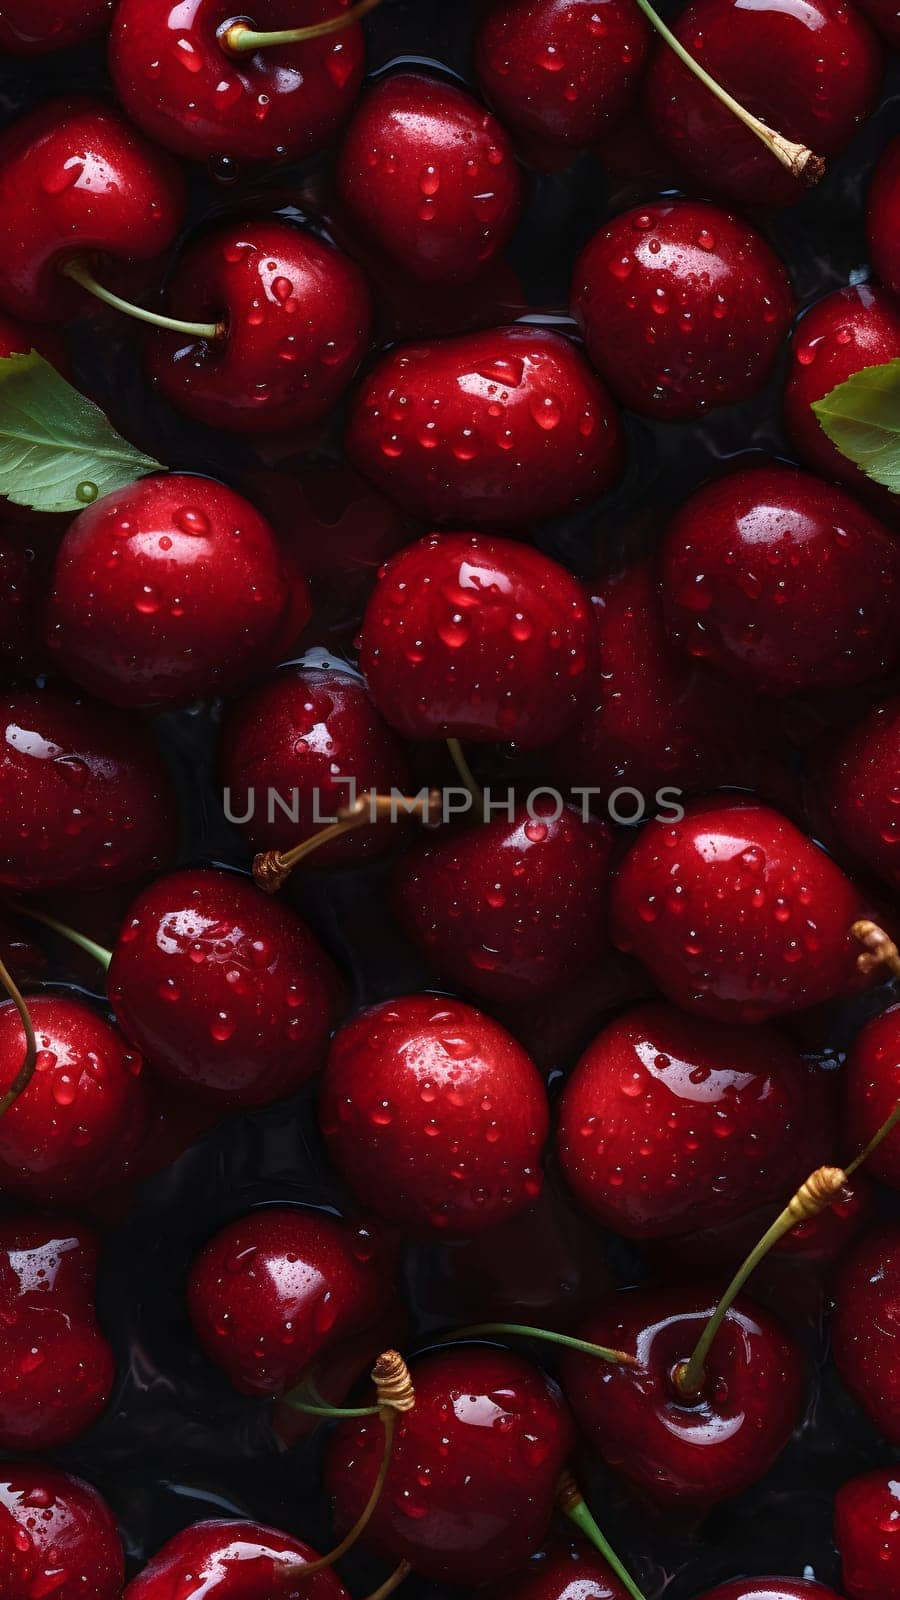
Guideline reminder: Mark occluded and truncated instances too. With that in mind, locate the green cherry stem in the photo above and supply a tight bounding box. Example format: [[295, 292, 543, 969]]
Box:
[[442, 1321, 637, 1368], [445, 739, 485, 817], [0, 956, 36, 1118], [5, 902, 112, 973], [557, 1472, 647, 1600], [63, 259, 223, 342], [253, 788, 442, 893], [361, 1561, 413, 1600], [631, 0, 825, 186], [223, 0, 381, 53]]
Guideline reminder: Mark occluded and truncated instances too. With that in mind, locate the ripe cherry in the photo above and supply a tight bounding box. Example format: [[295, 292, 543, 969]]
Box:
[[319, 994, 549, 1235], [360, 532, 594, 747], [572, 200, 794, 420], [336, 73, 523, 284], [145, 220, 372, 433], [609, 796, 868, 1023], [697, 1585, 844, 1600], [835, 1466, 900, 1600], [325, 1345, 574, 1582], [855, 0, 900, 44], [643, 0, 882, 208], [108, 867, 339, 1107], [0, 100, 185, 323], [0, 0, 111, 52], [842, 1004, 900, 1187], [496, 1543, 631, 1600], [0, 1215, 114, 1451], [1, 1461, 123, 1600], [826, 696, 900, 892], [867, 136, 900, 299], [345, 325, 624, 528], [43, 475, 310, 709], [659, 463, 900, 693], [123, 1521, 350, 1600], [832, 1226, 900, 1443], [187, 1206, 397, 1396], [561, 1287, 804, 1504]]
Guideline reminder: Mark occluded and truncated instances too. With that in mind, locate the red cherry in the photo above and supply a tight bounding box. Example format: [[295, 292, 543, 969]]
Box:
[[1, 1461, 123, 1600], [0, 1215, 114, 1451], [474, 0, 650, 156], [572, 200, 794, 420], [108, 867, 339, 1107], [0, 99, 185, 323], [319, 994, 549, 1235], [394, 803, 612, 1003], [659, 463, 900, 693], [836, 1466, 900, 1600], [561, 1287, 804, 1504], [867, 136, 900, 299], [187, 1206, 397, 1396], [123, 1521, 350, 1600], [855, 0, 900, 43], [832, 1226, 900, 1443], [0, 310, 70, 369], [324, 1346, 574, 1582], [336, 73, 523, 284], [109, 0, 366, 166], [643, 0, 882, 208], [827, 696, 900, 891], [43, 475, 310, 709], [345, 325, 624, 527], [495, 1544, 631, 1600], [697, 1585, 844, 1600], [842, 1003, 900, 1187], [220, 664, 411, 865], [360, 532, 594, 746], [609, 796, 868, 1023], [0, 0, 111, 52], [145, 220, 372, 433], [557, 1002, 821, 1240]]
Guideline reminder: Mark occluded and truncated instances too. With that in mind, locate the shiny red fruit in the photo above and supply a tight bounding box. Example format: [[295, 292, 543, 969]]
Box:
[[697, 1584, 845, 1600], [659, 464, 900, 693], [360, 532, 594, 747], [146, 220, 372, 433], [557, 1002, 819, 1239], [1, 1461, 123, 1600], [0, 99, 185, 323], [496, 1544, 631, 1600], [475, 0, 650, 154], [187, 1206, 396, 1396], [324, 1346, 574, 1582], [832, 1226, 900, 1442], [572, 200, 794, 420], [610, 796, 867, 1023], [109, 0, 366, 166], [644, 0, 882, 208], [836, 1466, 900, 1600], [0, 1216, 114, 1451], [561, 1288, 804, 1503], [842, 1004, 900, 1186], [867, 136, 900, 298], [827, 696, 900, 890], [345, 325, 624, 527], [43, 475, 310, 709], [108, 867, 339, 1107], [0, 0, 111, 52], [123, 1521, 350, 1600], [855, 0, 900, 44], [336, 73, 523, 284], [319, 994, 549, 1235]]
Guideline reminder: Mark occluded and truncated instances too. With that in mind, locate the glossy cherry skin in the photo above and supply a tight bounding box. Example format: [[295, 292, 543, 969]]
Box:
[[842, 1004, 900, 1187], [660, 464, 900, 693], [325, 1346, 574, 1582], [0, 99, 185, 323], [561, 1288, 804, 1504], [0, 0, 111, 52], [187, 1206, 397, 1396], [475, 0, 650, 155], [610, 796, 868, 1023], [109, 0, 366, 166], [495, 1544, 630, 1600], [827, 696, 900, 891], [360, 532, 594, 747], [557, 1002, 820, 1239], [1, 1461, 124, 1600], [145, 220, 372, 433], [319, 994, 549, 1235], [572, 200, 794, 420], [832, 1227, 900, 1443], [867, 137, 900, 299], [345, 325, 624, 528], [643, 0, 882, 209], [123, 1522, 350, 1600], [855, 0, 900, 43], [108, 867, 339, 1107], [336, 73, 523, 285], [394, 803, 612, 1003], [0, 688, 177, 892], [220, 664, 411, 865], [0, 1216, 114, 1451], [836, 1466, 900, 1600], [44, 475, 310, 709], [698, 1585, 845, 1600]]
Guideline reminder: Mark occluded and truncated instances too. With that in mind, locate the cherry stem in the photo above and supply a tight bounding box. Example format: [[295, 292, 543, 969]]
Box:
[[360, 1561, 412, 1600], [442, 1321, 637, 1368], [223, 0, 381, 53], [253, 788, 442, 893], [445, 739, 484, 817], [852, 919, 900, 981], [845, 1098, 900, 1177], [281, 1368, 381, 1417], [0, 957, 36, 1119], [5, 902, 112, 973], [63, 259, 223, 342], [557, 1472, 647, 1600], [631, 0, 825, 186]]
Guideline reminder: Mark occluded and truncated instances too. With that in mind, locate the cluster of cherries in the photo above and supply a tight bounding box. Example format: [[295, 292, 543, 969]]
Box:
[[1, 0, 900, 1598]]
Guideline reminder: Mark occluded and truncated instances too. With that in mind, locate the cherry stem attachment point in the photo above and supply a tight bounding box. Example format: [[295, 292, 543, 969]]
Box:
[[63, 259, 223, 342], [0, 957, 36, 1119], [5, 902, 112, 973], [360, 1561, 412, 1600], [631, 0, 825, 186], [253, 788, 442, 893], [442, 1321, 637, 1368], [557, 1471, 647, 1600], [852, 919, 900, 981], [445, 739, 484, 817], [223, 0, 381, 53]]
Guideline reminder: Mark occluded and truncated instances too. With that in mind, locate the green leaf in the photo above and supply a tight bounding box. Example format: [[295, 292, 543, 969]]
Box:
[[811, 357, 900, 495], [0, 351, 165, 514]]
